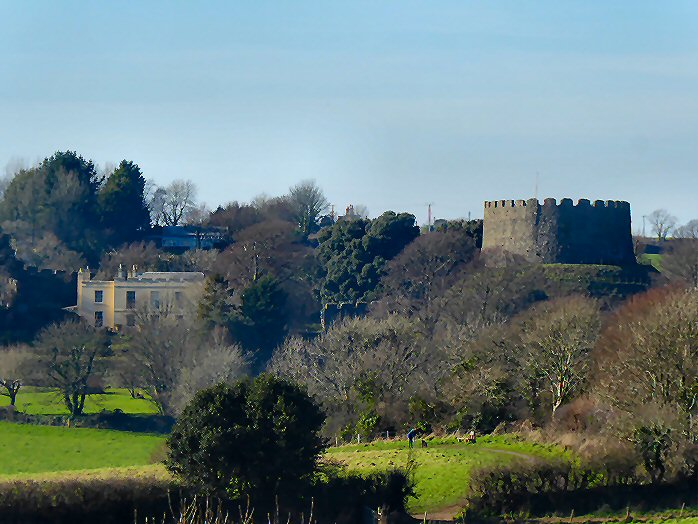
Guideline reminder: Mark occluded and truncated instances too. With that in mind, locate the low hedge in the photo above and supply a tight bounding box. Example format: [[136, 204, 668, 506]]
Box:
[[0, 408, 174, 433], [462, 457, 698, 518], [0, 468, 412, 523]]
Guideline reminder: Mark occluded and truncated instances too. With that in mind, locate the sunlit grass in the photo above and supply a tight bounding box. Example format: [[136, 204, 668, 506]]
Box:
[[327, 434, 567, 514], [0, 422, 165, 475], [0, 387, 159, 415]]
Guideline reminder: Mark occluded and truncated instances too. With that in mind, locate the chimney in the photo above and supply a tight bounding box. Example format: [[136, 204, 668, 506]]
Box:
[[116, 263, 126, 281]]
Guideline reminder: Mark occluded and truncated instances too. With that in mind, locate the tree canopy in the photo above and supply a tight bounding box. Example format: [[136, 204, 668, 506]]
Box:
[[98, 160, 150, 245], [317, 211, 419, 303], [166, 374, 325, 498]]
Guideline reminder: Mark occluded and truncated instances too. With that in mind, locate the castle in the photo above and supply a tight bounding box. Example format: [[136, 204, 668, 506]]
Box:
[[482, 198, 635, 266]]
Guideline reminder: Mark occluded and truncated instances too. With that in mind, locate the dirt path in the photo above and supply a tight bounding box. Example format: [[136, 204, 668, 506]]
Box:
[[412, 447, 537, 521]]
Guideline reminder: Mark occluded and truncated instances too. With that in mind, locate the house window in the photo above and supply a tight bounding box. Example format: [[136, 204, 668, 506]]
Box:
[[150, 291, 160, 309], [126, 314, 136, 327], [175, 291, 183, 306], [126, 291, 136, 309], [94, 311, 103, 328], [94, 290, 103, 303]]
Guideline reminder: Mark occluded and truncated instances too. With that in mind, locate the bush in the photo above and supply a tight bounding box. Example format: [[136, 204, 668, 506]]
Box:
[[462, 453, 698, 518], [0, 474, 183, 524], [166, 374, 326, 500]]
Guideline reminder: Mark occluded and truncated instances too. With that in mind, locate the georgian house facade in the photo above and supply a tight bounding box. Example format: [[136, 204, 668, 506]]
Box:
[[71, 265, 205, 330]]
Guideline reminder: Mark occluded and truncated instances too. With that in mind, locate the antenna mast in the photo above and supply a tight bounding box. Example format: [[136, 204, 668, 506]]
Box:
[[425, 202, 434, 229]]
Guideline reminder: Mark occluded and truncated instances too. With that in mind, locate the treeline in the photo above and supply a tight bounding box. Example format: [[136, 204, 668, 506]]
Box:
[[1, 150, 698, 473]]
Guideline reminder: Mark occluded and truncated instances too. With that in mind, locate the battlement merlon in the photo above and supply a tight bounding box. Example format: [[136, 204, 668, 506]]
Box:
[[484, 198, 630, 211]]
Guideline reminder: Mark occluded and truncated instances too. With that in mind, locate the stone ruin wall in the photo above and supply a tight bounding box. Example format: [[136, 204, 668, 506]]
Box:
[[482, 198, 636, 266]]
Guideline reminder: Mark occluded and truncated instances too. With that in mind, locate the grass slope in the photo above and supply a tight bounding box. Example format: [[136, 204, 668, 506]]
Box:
[[327, 434, 567, 514], [638, 253, 663, 271], [0, 422, 165, 475], [0, 387, 158, 415]]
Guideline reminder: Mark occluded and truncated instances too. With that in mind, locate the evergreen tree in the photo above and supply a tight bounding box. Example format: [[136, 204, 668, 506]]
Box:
[[238, 275, 288, 365], [317, 211, 420, 304], [198, 275, 235, 329], [99, 160, 150, 245], [0, 151, 103, 263]]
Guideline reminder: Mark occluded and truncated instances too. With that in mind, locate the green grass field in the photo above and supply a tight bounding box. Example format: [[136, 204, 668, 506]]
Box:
[[0, 422, 165, 475], [0, 421, 562, 515], [638, 253, 663, 271], [327, 435, 568, 514], [0, 387, 159, 415]]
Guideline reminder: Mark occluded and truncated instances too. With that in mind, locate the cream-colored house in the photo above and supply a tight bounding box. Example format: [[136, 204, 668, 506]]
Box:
[[71, 265, 205, 330]]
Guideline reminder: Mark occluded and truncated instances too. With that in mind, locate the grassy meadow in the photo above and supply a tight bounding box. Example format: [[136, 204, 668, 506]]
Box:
[[0, 421, 694, 520], [0, 387, 158, 415], [327, 434, 568, 514], [0, 422, 165, 475], [0, 419, 564, 516]]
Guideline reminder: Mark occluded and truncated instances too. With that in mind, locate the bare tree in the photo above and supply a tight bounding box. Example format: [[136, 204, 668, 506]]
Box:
[[674, 219, 698, 240], [170, 333, 248, 414], [96, 241, 165, 279], [151, 180, 198, 227], [0, 157, 27, 199], [352, 204, 370, 219], [663, 239, 698, 289], [184, 202, 212, 226], [9, 231, 86, 272], [0, 346, 30, 406], [34, 321, 107, 417], [597, 288, 698, 440], [270, 315, 433, 433], [519, 296, 601, 417], [288, 180, 329, 236], [648, 209, 677, 241], [124, 309, 247, 416], [181, 248, 219, 273], [378, 230, 477, 336], [148, 186, 167, 226]]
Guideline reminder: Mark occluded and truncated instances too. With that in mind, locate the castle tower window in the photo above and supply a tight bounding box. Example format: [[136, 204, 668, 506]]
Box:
[[94, 311, 103, 327], [126, 291, 136, 309], [94, 290, 103, 303]]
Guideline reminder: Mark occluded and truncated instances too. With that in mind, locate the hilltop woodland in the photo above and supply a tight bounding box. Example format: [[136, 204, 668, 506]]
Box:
[[0, 151, 698, 518]]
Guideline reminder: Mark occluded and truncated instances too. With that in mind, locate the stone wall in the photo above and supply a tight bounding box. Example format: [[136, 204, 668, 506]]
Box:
[[482, 198, 635, 266]]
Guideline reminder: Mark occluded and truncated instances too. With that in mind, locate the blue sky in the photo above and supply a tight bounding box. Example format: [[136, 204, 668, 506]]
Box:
[[1, 1, 696, 226]]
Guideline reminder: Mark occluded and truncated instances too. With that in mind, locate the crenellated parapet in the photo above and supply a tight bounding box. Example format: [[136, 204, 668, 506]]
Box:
[[482, 197, 635, 266], [484, 198, 630, 210]]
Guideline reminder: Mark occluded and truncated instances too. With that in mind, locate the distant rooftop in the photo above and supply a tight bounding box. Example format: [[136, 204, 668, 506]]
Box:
[[132, 272, 205, 282], [79, 268, 206, 284]]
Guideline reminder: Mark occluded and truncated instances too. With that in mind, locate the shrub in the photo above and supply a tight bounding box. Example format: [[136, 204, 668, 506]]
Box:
[[462, 452, 698, 518], [166, 374, 326, 500]]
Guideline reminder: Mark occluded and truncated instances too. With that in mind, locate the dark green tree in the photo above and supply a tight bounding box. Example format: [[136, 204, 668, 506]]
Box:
[[198, 275, 235, 329], [317, 211, 419, 303], [99, 160, 150, 245], [0, 151, 104, 263], [237, 275, 288, 364], [435, 218, 483, 248], [166, 374, 326, 499]]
